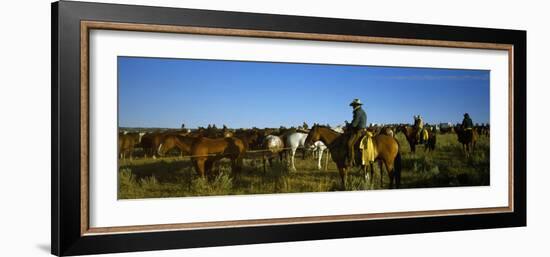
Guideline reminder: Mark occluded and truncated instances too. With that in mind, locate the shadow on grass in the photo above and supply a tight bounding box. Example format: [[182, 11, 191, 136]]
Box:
[[120, 158, 195, 183]]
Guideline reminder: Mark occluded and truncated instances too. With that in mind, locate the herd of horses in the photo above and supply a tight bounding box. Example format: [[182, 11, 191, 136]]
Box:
[[119, 122, 489, 190]]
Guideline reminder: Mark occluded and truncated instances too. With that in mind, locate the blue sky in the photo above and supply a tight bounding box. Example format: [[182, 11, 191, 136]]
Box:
[[118, 56, 490, 128]]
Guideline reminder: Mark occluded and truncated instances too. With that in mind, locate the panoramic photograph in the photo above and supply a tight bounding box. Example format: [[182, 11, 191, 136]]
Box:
[[117, 56, 490, 199]]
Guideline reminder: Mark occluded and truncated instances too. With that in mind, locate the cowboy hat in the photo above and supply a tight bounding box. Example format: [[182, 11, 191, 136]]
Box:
[[349, 98, 363, 106]]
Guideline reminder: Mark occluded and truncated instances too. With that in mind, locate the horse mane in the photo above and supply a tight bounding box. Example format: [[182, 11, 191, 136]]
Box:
[[313, 124, 330, 128]]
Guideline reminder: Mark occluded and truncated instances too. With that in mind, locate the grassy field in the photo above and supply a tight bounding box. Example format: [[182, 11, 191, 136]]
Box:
[[118, 133, 489, 199]]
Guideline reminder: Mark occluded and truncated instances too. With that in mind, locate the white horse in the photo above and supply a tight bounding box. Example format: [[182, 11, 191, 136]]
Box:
[[285, 132, 328, 171], [285, 132, 308, 171]]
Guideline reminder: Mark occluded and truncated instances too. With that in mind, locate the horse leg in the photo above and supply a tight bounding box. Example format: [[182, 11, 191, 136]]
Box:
[[369, 162, 375, 189], [396, 169, 401, 189], [278, 151, 286, 168], [194, 158, 206, 178], [269, 156, 274, 168], [231, 157, 243, 175], [205, 159, 216, 177], [317, 150, 323, 170], [388, 170, 395, 189], [378, 160, 384, 188], [262, 154, 267, 174], [324, 151, 330, 171], [384, 159, 396, 189], [290, 148, 297, 171], [362, 164, 369, 187], [339, 167, 347, 190]]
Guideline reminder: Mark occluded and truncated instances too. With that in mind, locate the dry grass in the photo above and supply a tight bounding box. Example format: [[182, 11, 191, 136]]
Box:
[[118, 133, 489, 199]]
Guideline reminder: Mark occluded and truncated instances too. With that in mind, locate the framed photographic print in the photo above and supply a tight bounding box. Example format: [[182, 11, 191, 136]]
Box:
[[51, 1, 526, 256]]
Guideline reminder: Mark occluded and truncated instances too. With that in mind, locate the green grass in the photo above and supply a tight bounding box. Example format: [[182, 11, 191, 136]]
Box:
[[118, 133, 490, 199], [396, 133, 490, 189]]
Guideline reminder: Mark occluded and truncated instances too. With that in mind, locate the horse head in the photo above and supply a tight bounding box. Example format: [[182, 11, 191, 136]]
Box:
[[304, 124, 322, 147], [396, 125, 407, 134], [222, 129, 234, 138], [157, 137, 170, 157]]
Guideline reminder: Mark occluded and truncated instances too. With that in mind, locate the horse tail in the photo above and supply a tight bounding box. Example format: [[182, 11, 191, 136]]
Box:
[[394, 152, 402, 188]]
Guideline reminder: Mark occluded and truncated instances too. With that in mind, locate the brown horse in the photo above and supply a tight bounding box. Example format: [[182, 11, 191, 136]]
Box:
[[397, 125, 435, 153], [157, 134, 197, 157], [140, 131, 168, 159], [475, 125, 490, 137], [397, 125, 419, 153], [118, 132, 144, 159], [424, 126, 437, 152], [454, 125, 478, 157], [191, 137, 247, 177], [234, 129, 262, 150], [304, 125, 401, 189], [139, 130, 190, 158]]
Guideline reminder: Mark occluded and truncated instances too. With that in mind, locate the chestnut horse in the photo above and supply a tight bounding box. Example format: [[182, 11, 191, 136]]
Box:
[[191, 137, 247, 177], [396, 125, 419, 153], [140, 130, 188, 159], [397, 125, 435, 153], [454, 125, 478, 157], [304, 125, 402, 189], [157, 134, 197, 157], [118, 132, 144, 159]]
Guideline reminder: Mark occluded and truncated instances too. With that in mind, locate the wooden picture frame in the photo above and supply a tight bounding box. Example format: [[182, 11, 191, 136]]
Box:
[[52, 1, 526, 256]]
